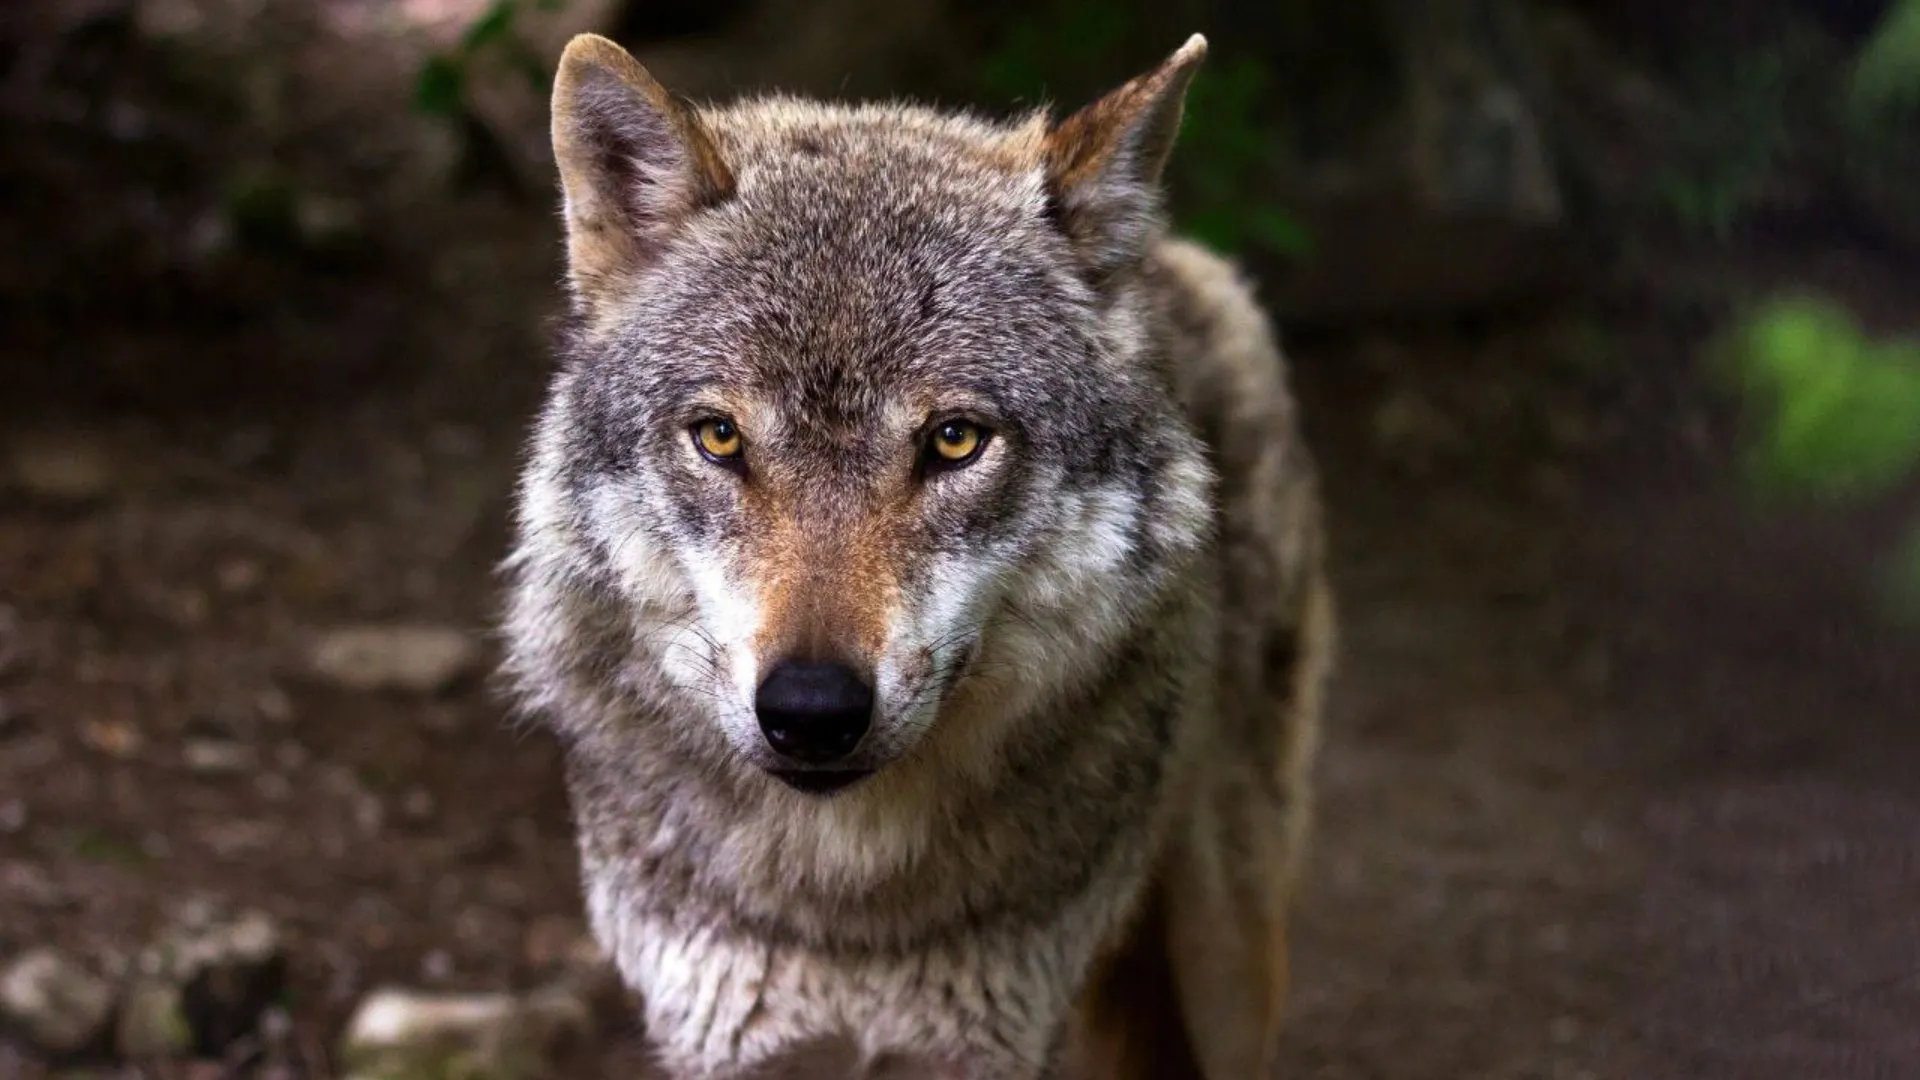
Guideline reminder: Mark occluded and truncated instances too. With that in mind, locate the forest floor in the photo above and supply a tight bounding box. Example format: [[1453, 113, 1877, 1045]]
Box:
[[4, 3, 1920, 1079]]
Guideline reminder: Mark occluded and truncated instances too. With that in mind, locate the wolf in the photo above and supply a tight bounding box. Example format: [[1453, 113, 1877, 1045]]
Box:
[[501, 28, 1335, 1080]]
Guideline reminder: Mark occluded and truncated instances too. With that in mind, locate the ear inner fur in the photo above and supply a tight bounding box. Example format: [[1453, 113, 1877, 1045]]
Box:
[[549, 33, 735, 309], [1039, 34, 1208, 275]]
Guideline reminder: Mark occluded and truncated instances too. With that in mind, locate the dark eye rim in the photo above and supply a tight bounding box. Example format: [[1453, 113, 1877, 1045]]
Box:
[[690, 417, 746, 468], [922, 418, 993, 474]]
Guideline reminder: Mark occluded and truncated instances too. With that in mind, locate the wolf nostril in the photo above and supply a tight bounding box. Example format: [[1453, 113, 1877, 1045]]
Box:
[[754, 662, 874, 764]]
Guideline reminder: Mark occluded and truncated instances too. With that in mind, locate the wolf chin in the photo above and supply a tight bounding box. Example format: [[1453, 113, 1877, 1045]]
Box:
[[501, 29, 1335, 1080]]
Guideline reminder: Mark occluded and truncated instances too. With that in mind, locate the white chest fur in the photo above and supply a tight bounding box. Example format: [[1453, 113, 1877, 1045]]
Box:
[[589, 881, 1138, 1080]]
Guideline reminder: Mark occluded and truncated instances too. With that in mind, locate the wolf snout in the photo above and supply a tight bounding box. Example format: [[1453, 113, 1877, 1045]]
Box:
[[753, 661, 874, 766]]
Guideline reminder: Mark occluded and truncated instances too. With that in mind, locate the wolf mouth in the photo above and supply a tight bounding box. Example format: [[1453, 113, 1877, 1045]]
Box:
[[768, 769, 874, 796]]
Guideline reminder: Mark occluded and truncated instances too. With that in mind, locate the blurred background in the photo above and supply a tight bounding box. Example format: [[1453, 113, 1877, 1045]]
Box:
[[2, 0, 1919, 1077]]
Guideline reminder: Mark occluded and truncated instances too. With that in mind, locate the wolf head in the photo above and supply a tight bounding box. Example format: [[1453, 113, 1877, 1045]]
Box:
[[510, 34, 1217, 799]]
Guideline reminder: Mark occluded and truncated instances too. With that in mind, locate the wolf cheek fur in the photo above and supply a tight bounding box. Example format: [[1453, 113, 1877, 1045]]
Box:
[[501, 27, 1334, 1080]]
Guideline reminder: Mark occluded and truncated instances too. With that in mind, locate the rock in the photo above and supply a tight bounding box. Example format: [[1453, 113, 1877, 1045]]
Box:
[[216, 558, 263, 594], [182, 734, 255, 775], [0, 948, 115, 1054], [399, 787, 436, 823], [339, 984, 593, 1080], [0, 861, 67, 909], [199, 819, 279, 858], [0, 800, 25, 834], [134, 907, 287, 1057], [115, 976, 193, 1058], [418, 950, 453, 984], [3, 430, 115, 503], [293, 193, 366, 256], [79, 717, 144, 759], [307, 625, 480, 695]]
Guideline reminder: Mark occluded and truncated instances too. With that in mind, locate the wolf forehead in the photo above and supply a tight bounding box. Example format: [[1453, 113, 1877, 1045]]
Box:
[[567, 102, 1141, 429]]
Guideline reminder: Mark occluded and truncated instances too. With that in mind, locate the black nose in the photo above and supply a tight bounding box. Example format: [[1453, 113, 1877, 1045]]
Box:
[[754, 662, 873, 765]]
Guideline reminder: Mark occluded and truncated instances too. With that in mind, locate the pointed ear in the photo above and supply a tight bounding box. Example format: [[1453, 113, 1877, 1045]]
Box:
[[550, 34, 734, 310], [1042, 34, 1207, 279]]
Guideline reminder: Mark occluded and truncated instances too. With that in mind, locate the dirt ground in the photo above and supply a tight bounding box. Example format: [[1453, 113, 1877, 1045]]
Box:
[[3, 3, 1919, 1079]]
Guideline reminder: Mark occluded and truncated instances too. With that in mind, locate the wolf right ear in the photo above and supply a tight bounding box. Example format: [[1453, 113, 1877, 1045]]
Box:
[[1039, 34, 1208, 281], [550, 34, 734, 311]]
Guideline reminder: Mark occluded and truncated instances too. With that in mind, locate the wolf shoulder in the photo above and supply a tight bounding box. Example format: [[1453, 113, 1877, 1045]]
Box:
[[1143, 235, 1304, 445], [1142, 232, 1325, 639]]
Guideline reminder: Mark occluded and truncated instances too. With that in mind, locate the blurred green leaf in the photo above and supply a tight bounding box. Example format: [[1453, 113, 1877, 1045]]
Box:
[[1179, 206, 1247, 254], [414, 55, 466, 116], [976, 1, 1304, 261], [1727, 295, 1920, 501], [460, 0, 520, 51], [1244, 205, 1313, 258], [1849, 0, 1920, 117]]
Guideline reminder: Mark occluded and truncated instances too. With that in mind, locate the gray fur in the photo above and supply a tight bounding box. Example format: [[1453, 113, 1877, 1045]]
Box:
[[502, 32, 1332, 1080]]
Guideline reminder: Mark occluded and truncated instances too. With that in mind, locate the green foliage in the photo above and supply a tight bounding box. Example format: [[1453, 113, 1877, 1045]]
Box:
[[976, 0, 1129, 105], [1847, 0, 1920, 118], [978, 1, 1309, 260], [1654, 49, 1796, 240], [1174, 57, 1312, 259], [412, 0, 560, 118], [1723, 295, 1920, 501], [1721, 295, 1920, 619], [1657, 4, 1920, 242]]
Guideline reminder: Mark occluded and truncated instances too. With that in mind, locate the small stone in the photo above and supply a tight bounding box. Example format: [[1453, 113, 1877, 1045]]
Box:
[[116, 976, 194, 1058], [419, 950, 453, 983], [201, 820, 276, 858], [157, 907, 287, 1055], [320, 768, 386, 837], [0, 948, 115, 1054], [171, 894, 224, 931], [255, 684, 293, 725], [258, 1005, 293, 1044], [307, 625, 479, 695], [273, 740, 310, 771], [4, 431, 115, 503], [0, 860, 64, 908], [80, 717, 144, 759], [338, 989, 520, 1079], [294, 193, 365, 252], [0, 800, 24, 833], [400, 787, 436, 822], [216, 559, 263, 595], [339, 984, 592, 1080], [171, 588, 210, 627], [182, 737, 255, 775]]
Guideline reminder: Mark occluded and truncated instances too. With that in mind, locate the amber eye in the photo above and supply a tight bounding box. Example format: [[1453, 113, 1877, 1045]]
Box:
[[927, 420, 988, 467], [692, 418, 743, 462]]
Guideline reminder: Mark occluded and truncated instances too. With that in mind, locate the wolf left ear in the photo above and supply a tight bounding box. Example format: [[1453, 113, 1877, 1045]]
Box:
[[1040, 34, 1208, 280], [550, 34, 734, 311]]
